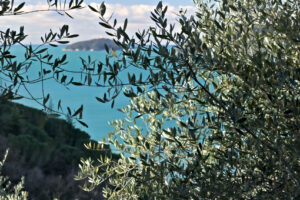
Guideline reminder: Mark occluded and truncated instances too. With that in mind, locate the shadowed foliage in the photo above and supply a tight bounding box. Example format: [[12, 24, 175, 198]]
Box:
[[0, 100, 119, 199]]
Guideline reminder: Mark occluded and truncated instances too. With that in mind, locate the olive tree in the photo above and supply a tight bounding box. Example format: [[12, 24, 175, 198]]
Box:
[[76, 0, 300, 199]]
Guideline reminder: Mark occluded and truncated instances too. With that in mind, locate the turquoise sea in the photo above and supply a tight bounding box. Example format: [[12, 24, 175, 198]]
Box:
[[9, 45, 130, 141]]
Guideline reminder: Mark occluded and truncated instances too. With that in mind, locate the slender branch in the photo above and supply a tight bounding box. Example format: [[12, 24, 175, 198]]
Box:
[[1, 8, 84, 16]]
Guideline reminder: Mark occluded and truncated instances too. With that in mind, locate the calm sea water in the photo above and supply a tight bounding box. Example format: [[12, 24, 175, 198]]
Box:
[[10, 45, 130, 141]]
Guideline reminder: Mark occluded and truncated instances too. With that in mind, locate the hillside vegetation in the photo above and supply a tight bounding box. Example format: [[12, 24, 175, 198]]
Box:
[[0, 100, 117, 200]]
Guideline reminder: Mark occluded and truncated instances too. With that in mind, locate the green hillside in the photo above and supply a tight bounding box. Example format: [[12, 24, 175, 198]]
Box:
[[0, 100, 117, 200]]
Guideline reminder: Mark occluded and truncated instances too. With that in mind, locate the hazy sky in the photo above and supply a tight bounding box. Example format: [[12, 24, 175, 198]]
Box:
[[2, 0, 196, 44]]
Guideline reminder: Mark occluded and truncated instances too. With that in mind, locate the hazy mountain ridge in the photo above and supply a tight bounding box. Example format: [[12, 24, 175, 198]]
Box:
[[64, 38, 122, 51]]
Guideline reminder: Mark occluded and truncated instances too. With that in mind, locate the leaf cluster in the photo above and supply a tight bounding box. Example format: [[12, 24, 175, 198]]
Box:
[[0, 150, 28, 200]]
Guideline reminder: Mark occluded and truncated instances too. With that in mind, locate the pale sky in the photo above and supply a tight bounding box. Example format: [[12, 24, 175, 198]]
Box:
[[2, 0, 196, 44]]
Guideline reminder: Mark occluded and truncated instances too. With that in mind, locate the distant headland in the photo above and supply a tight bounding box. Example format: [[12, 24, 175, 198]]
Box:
[[63, 38, 122, 51]]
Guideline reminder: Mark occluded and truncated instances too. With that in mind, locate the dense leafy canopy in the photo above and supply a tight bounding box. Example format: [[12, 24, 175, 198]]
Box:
[[76, 0, 300, 199]]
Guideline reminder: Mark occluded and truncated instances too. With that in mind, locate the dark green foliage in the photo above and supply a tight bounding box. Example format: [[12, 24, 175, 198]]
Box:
[[0, 100, 116, 199], [0, 100, 91, 164]]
